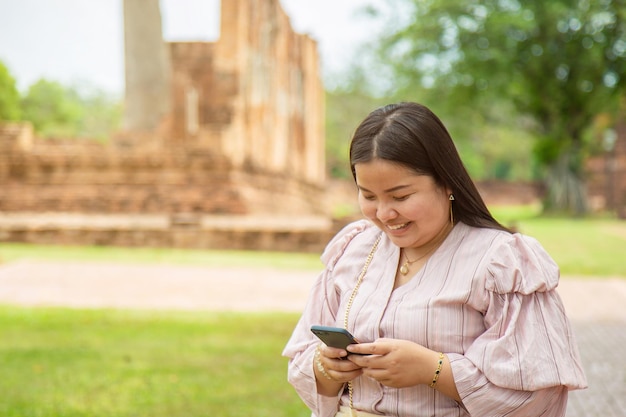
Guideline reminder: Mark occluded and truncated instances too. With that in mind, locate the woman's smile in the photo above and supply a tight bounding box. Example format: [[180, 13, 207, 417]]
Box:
[[354, 159, 451, 250], [387, 221, 412, 231]]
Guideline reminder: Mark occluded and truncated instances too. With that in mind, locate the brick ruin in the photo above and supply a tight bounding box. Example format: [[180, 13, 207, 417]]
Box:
[[586, 112, 626, 218], [2, 1, 625, 254], [0, 0, 333, 252]]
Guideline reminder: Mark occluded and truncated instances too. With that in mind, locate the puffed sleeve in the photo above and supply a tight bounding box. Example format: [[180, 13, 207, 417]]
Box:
[[282, 220, 373, 417], [449, 233, 587, 416]]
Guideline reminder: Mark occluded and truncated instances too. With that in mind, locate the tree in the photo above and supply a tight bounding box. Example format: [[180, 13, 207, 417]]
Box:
[[325, 70, 388, 178], [0, 60, 21, 121], [21, 79, 84, 138], [367, 0, 626, 214], [19, 79, 121, 140], [69, 81, 122, 141]]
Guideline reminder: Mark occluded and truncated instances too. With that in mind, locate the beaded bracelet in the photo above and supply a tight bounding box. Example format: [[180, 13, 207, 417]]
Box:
[[315, 344, 333, 380], [429, 352, 444, 388]]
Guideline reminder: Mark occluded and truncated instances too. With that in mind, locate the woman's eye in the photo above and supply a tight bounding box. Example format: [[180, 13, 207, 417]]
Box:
[[393, 195, 410, 201], [362, 194, 376, 201]]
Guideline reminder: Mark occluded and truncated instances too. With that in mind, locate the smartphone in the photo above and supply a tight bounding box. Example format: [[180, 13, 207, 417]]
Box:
[[310, 325, 364, 354]]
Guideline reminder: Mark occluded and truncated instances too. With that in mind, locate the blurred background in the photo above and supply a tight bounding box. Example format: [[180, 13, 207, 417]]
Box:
[[1, 0, 624, 241], [0, 1, 625, 416]]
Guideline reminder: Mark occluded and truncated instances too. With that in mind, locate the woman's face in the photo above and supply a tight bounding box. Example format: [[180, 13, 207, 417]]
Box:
[[354, 158, 451, 249]]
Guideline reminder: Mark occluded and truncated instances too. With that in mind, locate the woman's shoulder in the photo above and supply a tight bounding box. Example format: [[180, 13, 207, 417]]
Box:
[[320, 219, 378, 270], [458, 222, 549, 253], [458, 223, 560, 294]]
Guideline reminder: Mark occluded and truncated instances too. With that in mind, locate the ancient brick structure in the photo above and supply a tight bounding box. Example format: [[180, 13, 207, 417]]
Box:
[[586, 113, 626, 218], [177, 0, 324, 183], [0, 0, 331, 251]]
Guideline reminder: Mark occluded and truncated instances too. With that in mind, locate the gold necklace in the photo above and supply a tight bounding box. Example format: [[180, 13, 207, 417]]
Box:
[[399, 249, 432, 275], [399, 223, 453, 275]]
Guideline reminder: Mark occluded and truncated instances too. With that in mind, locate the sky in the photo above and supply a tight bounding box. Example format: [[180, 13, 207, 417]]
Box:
[[0, 0, 386, 95]]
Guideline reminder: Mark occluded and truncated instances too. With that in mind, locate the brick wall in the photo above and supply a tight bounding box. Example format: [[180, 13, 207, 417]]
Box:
[[166, 0, 326, 187], [0, 132, 332, 251], [0, 135, 328, 216], [586, 116, 626, 217]]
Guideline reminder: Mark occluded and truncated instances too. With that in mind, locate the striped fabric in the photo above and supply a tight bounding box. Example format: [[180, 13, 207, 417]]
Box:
[[283, 220, 587, 417]]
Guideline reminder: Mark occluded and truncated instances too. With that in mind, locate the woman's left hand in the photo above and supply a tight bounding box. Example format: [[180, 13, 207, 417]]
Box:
[[346, 338, 441, 388]]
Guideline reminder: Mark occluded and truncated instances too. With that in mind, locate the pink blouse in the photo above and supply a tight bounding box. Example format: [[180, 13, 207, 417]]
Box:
[[283, 220, 587, 417]]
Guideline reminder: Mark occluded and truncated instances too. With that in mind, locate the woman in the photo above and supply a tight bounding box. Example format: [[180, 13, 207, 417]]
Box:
[[283, 102, 587, 417]]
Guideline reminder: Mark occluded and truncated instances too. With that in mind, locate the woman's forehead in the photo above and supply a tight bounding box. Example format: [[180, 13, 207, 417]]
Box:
[[354, 160, 434, 189]]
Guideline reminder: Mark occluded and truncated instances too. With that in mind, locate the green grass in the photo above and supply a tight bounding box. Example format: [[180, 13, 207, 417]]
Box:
[[0, 243, 323, 270], [491, 205, 626, 277], [0, 306, 311, 417], [0, 209, 623, 416], [512, 218, 626, 276]]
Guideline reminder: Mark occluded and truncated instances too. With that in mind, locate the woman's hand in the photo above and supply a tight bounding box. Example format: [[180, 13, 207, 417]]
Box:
[[316, 344, 363, 384], [346, 338, 442, 388]]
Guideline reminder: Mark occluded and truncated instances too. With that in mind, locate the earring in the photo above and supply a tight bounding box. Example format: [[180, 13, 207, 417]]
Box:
[[449, 194, 455, 224]]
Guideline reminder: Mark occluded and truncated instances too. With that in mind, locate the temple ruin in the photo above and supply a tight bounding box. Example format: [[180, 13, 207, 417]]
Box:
[[586, 114, 626, 217], [0, 0, 333, 252]]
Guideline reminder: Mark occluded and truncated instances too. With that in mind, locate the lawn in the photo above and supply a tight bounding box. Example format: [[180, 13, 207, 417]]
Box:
[[0, 244, 323, 270], [490, 205, 626, 277], [0, 307, 311, 417], [0, 209, 624, 416]]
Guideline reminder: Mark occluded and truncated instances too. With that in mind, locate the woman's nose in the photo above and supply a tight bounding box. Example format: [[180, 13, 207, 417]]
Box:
[[377, 202, 398, 222]]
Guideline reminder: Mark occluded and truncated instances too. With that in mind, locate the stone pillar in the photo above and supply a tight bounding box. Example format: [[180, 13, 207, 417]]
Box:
[[123, 0, 171, 132], [214, 0, 247, 166]]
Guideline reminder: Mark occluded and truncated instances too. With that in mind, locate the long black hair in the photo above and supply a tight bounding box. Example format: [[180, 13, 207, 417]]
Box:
[[349, 102, 510, 232]]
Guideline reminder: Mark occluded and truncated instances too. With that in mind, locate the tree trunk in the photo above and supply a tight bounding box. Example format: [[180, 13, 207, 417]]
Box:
[[543, 151, 589, 215]]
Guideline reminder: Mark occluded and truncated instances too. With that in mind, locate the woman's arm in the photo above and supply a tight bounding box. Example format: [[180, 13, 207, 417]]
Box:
[[347, 335, 574, 416], [448, 352, 571, 416], [347, 339, 462, 403]]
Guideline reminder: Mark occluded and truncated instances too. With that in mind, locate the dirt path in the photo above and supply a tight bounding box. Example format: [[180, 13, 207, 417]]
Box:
[[2, 260, 623, 417], [0, 260, 625, 322]]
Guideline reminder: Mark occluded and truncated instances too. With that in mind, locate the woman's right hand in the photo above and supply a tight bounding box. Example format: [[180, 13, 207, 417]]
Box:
[[314, 344, 363, 395]]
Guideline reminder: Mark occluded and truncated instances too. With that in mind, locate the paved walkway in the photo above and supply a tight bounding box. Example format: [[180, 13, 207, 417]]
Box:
[[0, 260, 624, 416]]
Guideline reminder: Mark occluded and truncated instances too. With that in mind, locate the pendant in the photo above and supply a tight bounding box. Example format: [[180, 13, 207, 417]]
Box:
[[400, 263, 409, 275]]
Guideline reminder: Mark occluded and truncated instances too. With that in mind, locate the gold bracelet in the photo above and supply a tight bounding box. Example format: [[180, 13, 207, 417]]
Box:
[[429, 352, 444, 388], [315, 344, 332, 380]]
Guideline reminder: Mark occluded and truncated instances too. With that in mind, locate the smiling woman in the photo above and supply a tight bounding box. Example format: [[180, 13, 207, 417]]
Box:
[[354, 159, 454, 284], [283, 102, 588, 417]]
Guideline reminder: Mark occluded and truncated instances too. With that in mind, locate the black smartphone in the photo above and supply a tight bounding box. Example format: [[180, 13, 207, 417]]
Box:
[[310, 325, 364, 354]]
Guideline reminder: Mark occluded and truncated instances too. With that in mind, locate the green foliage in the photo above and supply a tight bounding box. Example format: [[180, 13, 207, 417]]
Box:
[[21, 79, 84, 137], [363, 0, 626, 212], [443, 104, 537, 181], [0, 62, 122, 140], [0, 307, 310, 417], [325, 76, 387, 178], [73, 82, 123, 141], [20, 79, 121, 140], [0, 61, 21, 120]]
